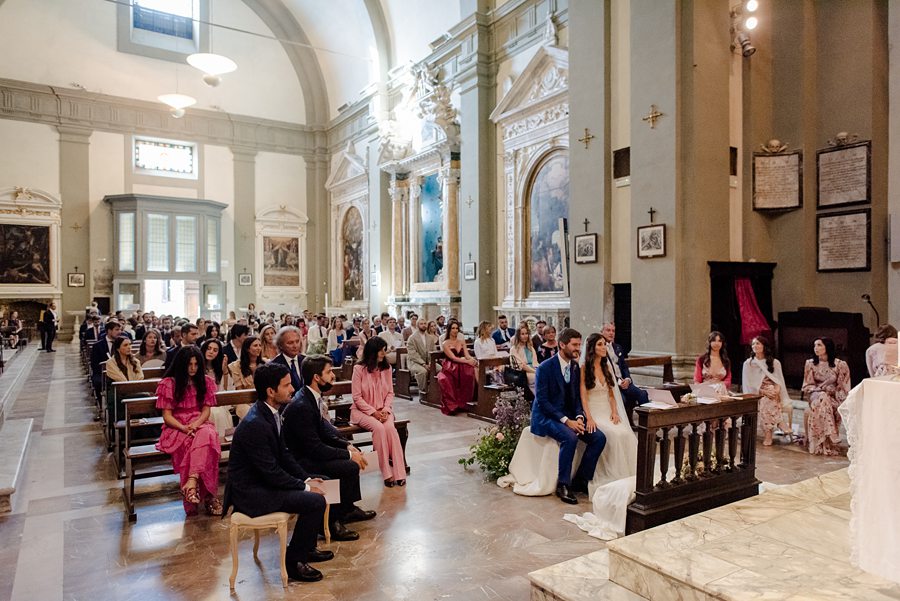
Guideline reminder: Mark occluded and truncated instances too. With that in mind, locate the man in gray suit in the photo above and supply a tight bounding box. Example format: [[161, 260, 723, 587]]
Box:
[[406, 318, 435, 391]]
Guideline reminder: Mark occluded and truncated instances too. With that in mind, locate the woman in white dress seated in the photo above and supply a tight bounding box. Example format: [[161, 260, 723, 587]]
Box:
[[865, 324, 898, 377]]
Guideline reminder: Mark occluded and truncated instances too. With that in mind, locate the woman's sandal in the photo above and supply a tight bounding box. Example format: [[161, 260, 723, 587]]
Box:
[[384, 479, 395, 488], [205, 496, 224, 516], [396, 479, 406, 487]]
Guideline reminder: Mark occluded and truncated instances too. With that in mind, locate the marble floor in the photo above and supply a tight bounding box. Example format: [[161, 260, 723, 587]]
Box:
[[0, 345, 848, 601]]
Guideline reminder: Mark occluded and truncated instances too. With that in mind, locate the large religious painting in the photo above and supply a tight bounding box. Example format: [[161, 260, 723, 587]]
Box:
[[419, 173, 443, 283], [0, 224, 51, 284], [341, 207, 364, 301], [262, 236, 300, 287], [528, 152, 569, 293]]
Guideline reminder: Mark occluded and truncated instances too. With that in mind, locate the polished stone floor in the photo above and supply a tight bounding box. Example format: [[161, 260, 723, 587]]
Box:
[[0, 345, 847, 601]]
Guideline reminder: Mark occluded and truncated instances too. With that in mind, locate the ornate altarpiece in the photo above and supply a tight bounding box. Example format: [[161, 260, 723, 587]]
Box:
[[254, 205, 308, 312], [490, 44, 570, 328], [0, 187, 62, 301], [379, 63, 462, 321], [324, 141, 368, 316]]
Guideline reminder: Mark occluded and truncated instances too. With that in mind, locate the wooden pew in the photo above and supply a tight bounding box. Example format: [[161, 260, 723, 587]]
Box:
[[108, 378, 163, 469], [625, 355, 675, 383], [420, 350, 446, 409], [122, 389, 257, 521], [467, 356, 512, 423], [142, 366, 166, 379]]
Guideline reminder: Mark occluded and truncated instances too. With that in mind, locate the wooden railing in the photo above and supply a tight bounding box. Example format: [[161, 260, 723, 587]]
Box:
[[626, 394, 760, 534], [625, 355, 674, 383]]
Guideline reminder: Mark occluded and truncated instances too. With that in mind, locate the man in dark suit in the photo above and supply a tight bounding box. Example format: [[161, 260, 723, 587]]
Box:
[[90, 320, 123, 400], [532, 320, 547, 350], [270, 325, 305, 390], [283, 355, 376, 541], [601, 322, 649, 423], [83, 315, 102, 342], [491, 315, 516, 350], [530, 328, 607, 504], [222, 323, 250, 364], [224, 362, 333, 582], [43, 302, 59, 352], [163, 323, 200, 369], [134, 313, 153, 340]]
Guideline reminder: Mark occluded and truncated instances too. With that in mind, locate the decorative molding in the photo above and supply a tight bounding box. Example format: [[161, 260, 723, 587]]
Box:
[[0, 77, 319, 155], [0, 187, 63, 298]]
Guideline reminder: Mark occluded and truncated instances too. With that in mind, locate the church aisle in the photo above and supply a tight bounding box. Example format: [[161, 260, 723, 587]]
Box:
[[0, 346, 847, 601]]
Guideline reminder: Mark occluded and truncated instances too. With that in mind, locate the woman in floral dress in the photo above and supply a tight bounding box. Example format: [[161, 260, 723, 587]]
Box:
[[801, 337, 850, 456], [742, 336, 793, 446]]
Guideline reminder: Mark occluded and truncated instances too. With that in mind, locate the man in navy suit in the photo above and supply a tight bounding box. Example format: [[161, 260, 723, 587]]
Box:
[[223, 362, 332, 582], [163, 323, 199, 369], [270, 325, 305, 391], [89, 319, 123, 400], [222, 323, 250, 364], [491, 315, 516, 349], [530, 328, 607, 504], [601, 323, 649, 423]]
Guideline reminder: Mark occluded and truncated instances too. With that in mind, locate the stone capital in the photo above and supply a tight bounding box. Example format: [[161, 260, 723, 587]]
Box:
[[56, 125, 92, 144]]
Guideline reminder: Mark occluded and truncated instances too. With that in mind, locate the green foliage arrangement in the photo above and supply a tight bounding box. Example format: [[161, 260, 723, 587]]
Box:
[[459, 389, 531, 481]]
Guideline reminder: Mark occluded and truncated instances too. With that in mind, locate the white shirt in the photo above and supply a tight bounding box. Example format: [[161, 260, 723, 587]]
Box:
[[306, 385, 351, 459], [474, 337, 506, 360], [307, 324, 326, 343]]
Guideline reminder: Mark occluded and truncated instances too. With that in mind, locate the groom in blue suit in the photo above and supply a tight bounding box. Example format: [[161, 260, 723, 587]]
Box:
[[531, 328, 607, 504]]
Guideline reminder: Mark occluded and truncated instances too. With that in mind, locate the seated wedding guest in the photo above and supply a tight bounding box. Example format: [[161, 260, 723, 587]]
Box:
[[258, 324, 279, 362], [196, 317, 207, 339], [436, 321, 477, 415], [402, 314, 418, 341], [352, 338, 407, 487], [693, 330, 732, 390], [90, 319, 123, 399], [228, 336, 264, 419], [474, 321, 507, 360], [355, 318, 374, 360], [536, 325, 559, 363], [223, 323, 249, 364], [374, 312, 390, 333], [224, 363, 332, 583], [802, 337, 851, 456], [164, 323, 200, 369], [397, 315, 406, 334], [491, 315, 516, 350], [6, 310, 22, 347], [326, 316, 348, 366], [156, 346, 222, 516], [246, 303, 258, 322], [105, 335, 144, 382], [83, 314, 103, 342], [295, 316, 309, 354], [307, 314, 328, 350], [283, 355, 375, 541], [406, 318, 434, 392], [866, 324, 898, 377], [271, 326, 305, 390], [532, 320, 547, 350], [200, 338, 226, 386], [439, 318, 465, 344], [198, 321, 221, 345], [509, 324, 538, 394], [601, 322, 649, 419], [742, 335, 793, 446], [426, 320, 440, 341], [531, 328, 607, 504], [579, 333, 637, 488], [134, 312, 153, 340], [378, 316, 404, 365], [222, 310, 237, 333]]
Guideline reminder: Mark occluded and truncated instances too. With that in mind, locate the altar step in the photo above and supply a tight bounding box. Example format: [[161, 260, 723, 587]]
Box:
[[0, 418, 33, 513], [529, 549, 646, 601]]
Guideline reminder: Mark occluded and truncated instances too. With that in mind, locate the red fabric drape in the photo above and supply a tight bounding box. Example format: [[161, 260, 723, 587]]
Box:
[[734, 277, 771, 344]]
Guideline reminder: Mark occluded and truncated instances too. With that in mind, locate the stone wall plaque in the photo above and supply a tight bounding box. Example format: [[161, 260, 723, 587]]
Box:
[[816, 141, 870, 208], [817, 209, 871, 272], [752, 151, 802, 211]]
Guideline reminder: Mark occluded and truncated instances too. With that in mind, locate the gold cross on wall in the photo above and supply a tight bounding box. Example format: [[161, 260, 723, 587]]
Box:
[[69, 222, 82, 231], [642, 105, 664, 129], [577, 128, 596, 149]]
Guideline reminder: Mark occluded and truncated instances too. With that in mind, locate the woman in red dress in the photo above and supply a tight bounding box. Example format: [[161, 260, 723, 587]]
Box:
[[436, 321, 477, 415]]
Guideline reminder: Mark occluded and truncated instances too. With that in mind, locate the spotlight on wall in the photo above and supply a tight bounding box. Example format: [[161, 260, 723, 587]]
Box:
[[731, 0, 760, 58], [736, 32, 756, 57]]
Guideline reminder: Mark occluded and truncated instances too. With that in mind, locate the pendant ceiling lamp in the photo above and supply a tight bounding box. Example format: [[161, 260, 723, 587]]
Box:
[[186, 52, 237, 87], [158, 93, 196, 118]]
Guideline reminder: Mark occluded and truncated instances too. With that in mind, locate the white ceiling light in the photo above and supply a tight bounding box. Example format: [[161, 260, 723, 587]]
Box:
[[187, 53, 237, 87], [158, 93, 197, 118], [745, 0, 759, 12], [744, 16, 758, 30]]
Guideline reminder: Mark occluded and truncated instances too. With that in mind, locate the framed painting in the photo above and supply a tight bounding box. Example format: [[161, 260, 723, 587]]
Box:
[[238, 273, 252, 286], [0, 224, 51, 284], [573, 233, 597, 264], [463, 261, 477, 281], [637, 224, 666, 258], [67, 272, 85, 287]]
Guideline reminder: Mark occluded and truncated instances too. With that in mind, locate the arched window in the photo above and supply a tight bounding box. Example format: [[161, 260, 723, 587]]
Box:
[[527, 151, 569, 293], [341, 207, 364, 301]]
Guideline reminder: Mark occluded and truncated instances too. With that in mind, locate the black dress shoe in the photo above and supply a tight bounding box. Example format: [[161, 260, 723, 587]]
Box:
[[329, 521, 359, 541], [343, 506, 376, 523], [286, 562, 323, 582], [571, 478, 589, 494], [307, 548, 334, 563], [556, 484, 578, 505]]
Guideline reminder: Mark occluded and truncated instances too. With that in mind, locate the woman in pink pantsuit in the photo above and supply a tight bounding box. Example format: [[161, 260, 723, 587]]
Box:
[[156, 346, 223, 516], [351, 337, 407, 487]]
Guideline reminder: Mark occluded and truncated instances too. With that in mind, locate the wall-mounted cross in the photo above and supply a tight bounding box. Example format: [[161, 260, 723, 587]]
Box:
[[69, 221, 82, 231], [647, 207, 657, 223], [583, 218, 590, 232], [642, 105, 664, 129], [465, 195, 474, 208], [577, 128, 596, 149]]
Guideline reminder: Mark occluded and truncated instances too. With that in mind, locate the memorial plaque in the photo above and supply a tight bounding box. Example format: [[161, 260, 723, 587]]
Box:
[[753, 151, 802, 211], [817, 209, 871, 272], [817, 141, 870, 208]]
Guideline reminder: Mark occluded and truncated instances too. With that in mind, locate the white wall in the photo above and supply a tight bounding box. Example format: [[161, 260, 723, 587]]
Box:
[[0, 0, 305, 124], [609, 0, 631, 284], [0, 120, 60, 196], [204, 144, 235, 310], [381, 0, 461, 67], [88, 131, 125, 297]]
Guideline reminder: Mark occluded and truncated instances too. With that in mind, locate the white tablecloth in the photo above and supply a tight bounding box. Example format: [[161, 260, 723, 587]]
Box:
[[838, 376, 900, 584]]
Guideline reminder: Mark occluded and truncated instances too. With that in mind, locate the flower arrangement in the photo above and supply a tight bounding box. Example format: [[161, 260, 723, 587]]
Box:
[[459, 389, 531, 481], [306, 338, 327, 356]]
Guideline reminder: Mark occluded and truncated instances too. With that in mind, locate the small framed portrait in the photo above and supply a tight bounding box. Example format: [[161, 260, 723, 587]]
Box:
[[67, 272, 85, 287], [463, 261, 477, 281], [238, 273, 253, 287], [573, 233, 598, 264], [637, 224, 666, 258]]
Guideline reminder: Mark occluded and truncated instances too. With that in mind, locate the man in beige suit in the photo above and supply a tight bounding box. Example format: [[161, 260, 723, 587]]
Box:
[[406, 318, 435, 391]]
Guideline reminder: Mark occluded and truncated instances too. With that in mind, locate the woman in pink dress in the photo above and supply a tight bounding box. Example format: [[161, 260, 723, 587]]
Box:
[[156, 345, 222, 516], [801, 337, 851, 456], [693, 330, 732, 390], [351, 337, 407, 487], [436, 321, 477, 415]]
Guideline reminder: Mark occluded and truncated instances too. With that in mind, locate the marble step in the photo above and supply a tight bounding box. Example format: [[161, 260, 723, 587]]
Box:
[[0, 418, 33, 513], [529, 549, 647, 601]]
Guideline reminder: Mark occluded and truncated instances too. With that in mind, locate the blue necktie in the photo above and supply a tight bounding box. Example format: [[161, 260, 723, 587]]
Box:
[[563, 363, 571, 384], [288, 357, 299, 384]]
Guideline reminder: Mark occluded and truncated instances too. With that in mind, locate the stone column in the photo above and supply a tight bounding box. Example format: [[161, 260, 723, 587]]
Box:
[[568, 1, 610, 336], [306, 150, 330, 311], [231, 147, 256, 311], [890, 1, 900, 324], [389, 173, 409, 299], [367, 139, 391, 315], [440, 156, 461, 295], [58, 125, 92, 336]]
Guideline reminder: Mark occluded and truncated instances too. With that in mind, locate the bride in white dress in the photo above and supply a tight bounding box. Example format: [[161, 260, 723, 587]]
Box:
[[565, 333, 638, 539]]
